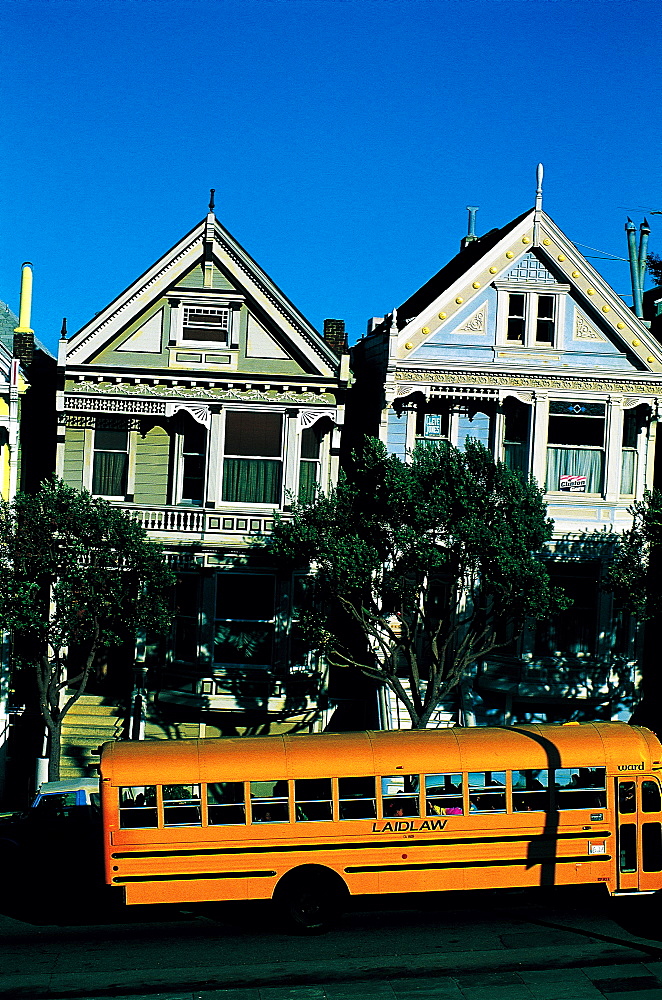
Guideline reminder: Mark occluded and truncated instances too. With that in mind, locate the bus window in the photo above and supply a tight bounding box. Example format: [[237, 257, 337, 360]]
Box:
[[250, 781, 289, 823], [620, 824, 637, 873], [642, 823, 662, 872], [642, 780, 662, 813], [555, 768, 606, 809], [381, 775, 419, 818], [207, 782, 246, 825], [295, 779, 333, 822], [469, 772, 506, 812], [424, 774, 463, 815], [163, 785, 202, 826], [512, 770, 549, 812], [618, 781, 636, 815], [119, 786, 158, 828], [338, 776, 376, 819]]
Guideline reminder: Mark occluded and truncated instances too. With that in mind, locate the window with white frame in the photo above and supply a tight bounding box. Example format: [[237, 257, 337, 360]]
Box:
[[222, 411, 283, 505], [92, 421, 129, 498], [182, 306, 230, 344], [177, 414, 207, 506], [497, 285, 566, 348], [546, 401, 605, 494], [621, 407, 643, 496], [299, 424, 322, 503]]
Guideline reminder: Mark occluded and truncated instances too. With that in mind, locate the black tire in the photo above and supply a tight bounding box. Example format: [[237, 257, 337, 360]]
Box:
[[274, 868, 347, 934]]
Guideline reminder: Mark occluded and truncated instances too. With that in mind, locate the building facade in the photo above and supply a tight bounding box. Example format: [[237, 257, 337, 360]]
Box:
[[350, 186, 662, 728], [58, 204, 349, 756]]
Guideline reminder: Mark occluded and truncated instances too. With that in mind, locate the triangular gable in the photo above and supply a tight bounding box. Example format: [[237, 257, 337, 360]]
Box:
[[67, 214, 339, 378], [393, 208, 662, 375]]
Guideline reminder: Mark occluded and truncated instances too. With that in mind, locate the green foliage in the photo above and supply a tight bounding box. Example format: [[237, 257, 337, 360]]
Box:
[[268, 437, 567, 729], [608, 489, 662, 620], [647, 253, 662, 287], [0, 478, 175, 777]]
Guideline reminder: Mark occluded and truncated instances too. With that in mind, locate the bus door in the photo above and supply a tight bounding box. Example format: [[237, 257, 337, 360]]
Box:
[[638, 776, 662, 893], [615, 776, 662, 892], [616, 779, 639, 891]]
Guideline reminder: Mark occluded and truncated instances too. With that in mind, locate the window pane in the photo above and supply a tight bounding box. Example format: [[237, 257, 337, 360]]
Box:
[[207, 782, 246, 825], [548, 416, 604, 447], [556, 768, 606, 809], [642, 780, 662, 813], [338, 776, 376, 819], [225, 412, 282, 457], [295, 778, 333, 822], [119, 786, 158, 828], [642, 822, 662, 872], [619, 824, 637, 873], [222, 458, 282, 504], [512, 769, 550, 812], [381, 774, 419, 818], [92, 452, 128, 496], [301, 425, 321, 459], [216, 575, 275, 621], [546, 447, 603, 493], [469, 772, 506, 812], [424, 774, 464, 815], [214, 623, 273, 665], [95, 428, 128, 450], [163, 784, 202, 826], [250, 780, 289, 823], [298, 461, 318, 504], [618, 781, 636, 815]]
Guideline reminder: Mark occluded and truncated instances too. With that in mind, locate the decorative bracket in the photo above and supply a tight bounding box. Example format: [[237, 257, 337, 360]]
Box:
[[164, 402, 211, 428]]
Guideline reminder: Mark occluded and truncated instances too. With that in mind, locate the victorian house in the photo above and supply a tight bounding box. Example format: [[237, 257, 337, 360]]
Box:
[[349, 171, 662, 729], [57, 200, 349, 770]]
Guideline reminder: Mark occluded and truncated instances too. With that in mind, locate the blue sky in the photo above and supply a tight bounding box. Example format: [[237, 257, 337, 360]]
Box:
[[2, 0, 661, 353]]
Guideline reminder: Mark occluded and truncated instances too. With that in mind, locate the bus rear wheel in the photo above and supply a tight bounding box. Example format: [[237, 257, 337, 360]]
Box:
[[274, 867, 347, 934]]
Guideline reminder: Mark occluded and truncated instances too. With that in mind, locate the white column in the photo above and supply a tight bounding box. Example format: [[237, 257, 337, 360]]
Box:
[[531, 392, 549, 489], [206, 407, 223, 506], [604, 398, 624, 501], [283, 410, 298, 504]]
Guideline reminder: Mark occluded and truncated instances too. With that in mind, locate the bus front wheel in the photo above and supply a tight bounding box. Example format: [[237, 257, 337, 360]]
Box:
[[274, 867, 347, 934]]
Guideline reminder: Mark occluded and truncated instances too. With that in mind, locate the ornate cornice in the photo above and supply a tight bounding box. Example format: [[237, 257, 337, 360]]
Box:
[[393, 369, 662, 395], [64, 381, 336, 410]]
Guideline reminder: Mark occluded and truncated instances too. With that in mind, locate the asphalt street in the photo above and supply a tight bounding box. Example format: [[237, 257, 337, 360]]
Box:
[[0, 884, 661, 1000]]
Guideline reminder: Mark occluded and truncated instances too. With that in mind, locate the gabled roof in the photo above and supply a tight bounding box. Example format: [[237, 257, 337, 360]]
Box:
[[67, 213, 339, 377], [395, 209, 531, 328]]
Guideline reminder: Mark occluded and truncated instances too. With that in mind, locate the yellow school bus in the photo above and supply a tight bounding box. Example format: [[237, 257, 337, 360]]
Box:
[[100, 722, 662, 930]]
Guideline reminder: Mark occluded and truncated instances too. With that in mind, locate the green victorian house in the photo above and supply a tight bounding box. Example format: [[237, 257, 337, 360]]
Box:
[[57, 198, 350, 772]]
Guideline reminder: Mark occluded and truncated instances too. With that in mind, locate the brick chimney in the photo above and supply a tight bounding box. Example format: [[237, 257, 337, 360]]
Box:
[[13, 262, 35, 370], [323, 318, 347, 356]]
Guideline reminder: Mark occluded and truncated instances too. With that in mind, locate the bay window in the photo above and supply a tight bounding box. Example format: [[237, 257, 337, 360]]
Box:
[[546, 402, 605, 494], [222, 411, 282, 505]]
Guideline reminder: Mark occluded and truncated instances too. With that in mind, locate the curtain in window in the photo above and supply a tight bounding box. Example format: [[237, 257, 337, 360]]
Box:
[[298, 461, 318, 504], [620, 449, 637, 495], [92, 452, 128, 496], [222, 458, 281, 504], [503, 442, 528, 477], [545, 447, 603, 493]]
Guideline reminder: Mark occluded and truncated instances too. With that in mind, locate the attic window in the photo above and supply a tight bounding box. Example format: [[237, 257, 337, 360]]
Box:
[[182, 306, 230, 343]]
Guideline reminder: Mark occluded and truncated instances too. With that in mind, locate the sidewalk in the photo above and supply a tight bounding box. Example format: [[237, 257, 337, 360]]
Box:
[[12, 961, 662, 1000]]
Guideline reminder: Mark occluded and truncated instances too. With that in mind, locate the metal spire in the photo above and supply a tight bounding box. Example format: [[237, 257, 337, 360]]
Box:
[[208, 188, 215, 213]]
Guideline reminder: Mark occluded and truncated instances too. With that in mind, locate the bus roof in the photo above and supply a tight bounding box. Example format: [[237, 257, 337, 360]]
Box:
[[100, 723, 662, 787]]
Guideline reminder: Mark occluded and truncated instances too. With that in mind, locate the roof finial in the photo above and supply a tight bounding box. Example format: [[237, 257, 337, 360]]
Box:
[[60, 318, 68, 339], [535, 163, 544, 212], [208, 188, 215, 213]]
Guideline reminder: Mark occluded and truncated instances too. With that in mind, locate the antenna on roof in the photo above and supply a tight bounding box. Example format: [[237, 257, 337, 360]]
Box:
[[535, 163, 544, 212], [208, 188, 216, 213]]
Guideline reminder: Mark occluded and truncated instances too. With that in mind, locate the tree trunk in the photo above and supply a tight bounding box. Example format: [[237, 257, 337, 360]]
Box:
[[47, 718, 62, 781]]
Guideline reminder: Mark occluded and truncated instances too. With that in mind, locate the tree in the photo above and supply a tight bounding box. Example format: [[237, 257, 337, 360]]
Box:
[[647, 253, 662, 287], [608, 490, 662, 621], [267, 437, 568, 729], [0, 479, 175, 779]]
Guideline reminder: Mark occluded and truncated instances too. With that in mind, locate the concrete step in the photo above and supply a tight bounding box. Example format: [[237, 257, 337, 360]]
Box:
[[62, 716, 123, 733]]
